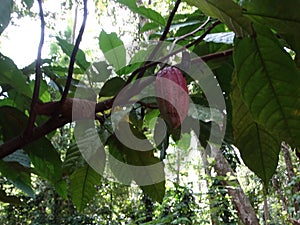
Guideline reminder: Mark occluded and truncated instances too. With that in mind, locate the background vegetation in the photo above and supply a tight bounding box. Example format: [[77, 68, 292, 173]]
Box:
[[0, 0, 300, 224]]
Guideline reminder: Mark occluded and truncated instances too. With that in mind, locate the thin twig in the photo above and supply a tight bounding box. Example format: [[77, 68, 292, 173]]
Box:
[[186, 20, 222, 48], [24, 0, 45, 137], [169, 16, 211, 55], [60, 0, 88, 104], [126, 0, 182, 84]]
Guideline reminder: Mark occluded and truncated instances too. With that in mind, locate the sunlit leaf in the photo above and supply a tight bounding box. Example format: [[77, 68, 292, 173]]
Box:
[[99, 30, 126, 71]]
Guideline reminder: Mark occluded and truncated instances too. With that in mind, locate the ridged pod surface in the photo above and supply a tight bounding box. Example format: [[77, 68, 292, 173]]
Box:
[[155, 66, 189, 129]]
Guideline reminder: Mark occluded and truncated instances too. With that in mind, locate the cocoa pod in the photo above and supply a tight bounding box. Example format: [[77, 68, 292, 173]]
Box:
[[155, 66, 189, 129]]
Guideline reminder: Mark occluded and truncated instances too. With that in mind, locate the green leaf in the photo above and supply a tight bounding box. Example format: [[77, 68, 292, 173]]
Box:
[[99, 77, 126, 97], [138, 6, 166, 26], [188, 104, 224, 126], [0, 54, 32, 98], [107, 124, 166, 201], [63, 143, 86, 175], [69, 165, 101, 212], [140, 22, 159, 33], [116, 0, 165, 26], [23, 0, 34, 9], [231, 74, 280, 184], [27, 138, 67, 199], [0, 106, 27, 140], [99, 30, 126, 71], [0, 91, 31, 115], [234, 23, 300, 147], [57, 37, 90, 71], [24, 137, 63, 186], [241, 0, 300, 64], [86, 61, 111, 82], [185, 0, 253, 37], [241, 0, 300, 37], [0, 0, 13, 35], [141, 181, 165, 203], [0, 160, 34, 197]]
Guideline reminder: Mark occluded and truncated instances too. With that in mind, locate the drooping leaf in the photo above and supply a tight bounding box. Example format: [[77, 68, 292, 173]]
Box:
[[141, 180, 165, 203], [25, 137, 62, 182], [0, 0, 13, 35], [69, 165, 101, 212], [234, 23, 300, 147], [107, 123, 166, 201], [57, 37, 90, 71], [231, 74, 280, 184], [0, 54, 32, 98], [3, 149, 30, 168], [99, 30, 126, 71], [99, 77, 126, 97], [185, 0, 253, 37]]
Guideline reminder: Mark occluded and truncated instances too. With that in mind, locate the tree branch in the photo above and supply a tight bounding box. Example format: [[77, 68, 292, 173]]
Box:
[[60, 0, 88, 104], [24, 0, 45, 137], [126, 0, 182, 84]]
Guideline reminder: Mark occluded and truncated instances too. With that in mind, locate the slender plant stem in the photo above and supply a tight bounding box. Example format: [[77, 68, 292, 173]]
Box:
[[60, 0, 88, 104], [24, 0, 45, 137]]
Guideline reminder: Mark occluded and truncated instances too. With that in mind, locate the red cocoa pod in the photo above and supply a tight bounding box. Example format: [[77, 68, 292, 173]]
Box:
[[155, 66, 189, 129]]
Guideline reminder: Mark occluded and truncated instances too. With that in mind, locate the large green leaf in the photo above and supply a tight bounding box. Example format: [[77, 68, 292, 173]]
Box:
[[24, 137, 62, 184], [107, 122, 166, 202], [0, 54, 32, 98], [69, 165, 101, 212], [0, 0, 13, 35], [231, 75, 280, 184], [234, 23, 300, 147], [241, 0, 300, 58], [116, 0, 165, 26], [57, 37, 91, 71], [185, 0, 253, 37], [98, 30, 126, 71]]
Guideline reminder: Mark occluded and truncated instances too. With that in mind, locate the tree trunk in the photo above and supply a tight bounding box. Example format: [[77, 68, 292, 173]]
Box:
[[200, 146, 219, 225], [209, 144, 260, 225], [282, 142, 300, 214]]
